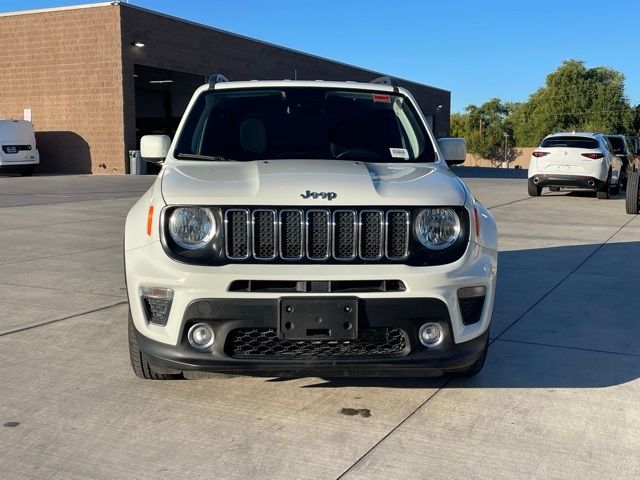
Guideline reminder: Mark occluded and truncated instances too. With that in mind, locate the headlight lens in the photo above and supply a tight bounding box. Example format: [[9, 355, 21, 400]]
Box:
[[168, 207, 216, 250], [414, 208, 460, 250]]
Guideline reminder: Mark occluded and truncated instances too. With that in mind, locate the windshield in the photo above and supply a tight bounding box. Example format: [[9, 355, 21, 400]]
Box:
[[540, 136, 599, 149], [174, 88, 435, 162]]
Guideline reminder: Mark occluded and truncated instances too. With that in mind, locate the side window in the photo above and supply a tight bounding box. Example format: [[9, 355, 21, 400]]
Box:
[[625, 138, 633, 155]]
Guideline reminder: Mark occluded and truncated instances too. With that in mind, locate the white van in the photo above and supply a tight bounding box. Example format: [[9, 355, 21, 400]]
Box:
[[0, 120, 40, 176]]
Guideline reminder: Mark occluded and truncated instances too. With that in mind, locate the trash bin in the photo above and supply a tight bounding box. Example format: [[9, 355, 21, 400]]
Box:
[[129, 150, 146, 175]]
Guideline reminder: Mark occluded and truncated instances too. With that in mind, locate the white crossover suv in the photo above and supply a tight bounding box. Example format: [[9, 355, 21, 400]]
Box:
[[124, 76, 498, 380], [528, 132, 623, 199]]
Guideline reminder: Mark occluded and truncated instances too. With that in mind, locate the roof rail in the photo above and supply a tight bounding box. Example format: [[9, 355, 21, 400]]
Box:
[[207, 73, 229, 85], [370, 76, 398, 87]]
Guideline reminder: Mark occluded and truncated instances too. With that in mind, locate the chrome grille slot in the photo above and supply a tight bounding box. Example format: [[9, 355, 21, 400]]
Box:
[[359, 210, 384, 260], [252, 209, 276, 259], [224, 207, 410, 262], [306, 210, 330, 260], [225, 209, 250, 259], [386, 210, 410, 259], [333, 210, 357, 260], [279, 209, 304, 259]]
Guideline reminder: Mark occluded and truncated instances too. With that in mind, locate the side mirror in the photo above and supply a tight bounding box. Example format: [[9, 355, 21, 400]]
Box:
[[140, 135, 171, 164], [437, 137, 467, 165]]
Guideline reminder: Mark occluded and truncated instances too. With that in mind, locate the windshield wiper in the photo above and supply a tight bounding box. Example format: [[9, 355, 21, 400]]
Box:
[[175, 153, 236, 161]]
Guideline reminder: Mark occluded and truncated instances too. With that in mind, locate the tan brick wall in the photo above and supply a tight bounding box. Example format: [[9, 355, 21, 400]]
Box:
[[460, 147, 536, 169], [0, 5, 124, 174]]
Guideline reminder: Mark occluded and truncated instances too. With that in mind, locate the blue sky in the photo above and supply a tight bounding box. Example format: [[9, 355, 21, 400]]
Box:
[[3, 0, 640, 112]]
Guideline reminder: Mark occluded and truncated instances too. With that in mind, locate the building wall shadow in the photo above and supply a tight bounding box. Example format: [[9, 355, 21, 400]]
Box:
[[35, 131, 92, 174]]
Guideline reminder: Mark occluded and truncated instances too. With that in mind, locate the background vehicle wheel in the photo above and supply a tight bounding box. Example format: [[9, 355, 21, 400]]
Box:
[[626, 171, 640, 214], [549, 186, 560, 192], [610, 182, 620, 196], [620, 171, 627, 192], [128, 312, 183, 380], [597, 170, 612, 199], [528, 181, 541, 197], [19, 166, 34, 176], [610, 171, 623, 196]]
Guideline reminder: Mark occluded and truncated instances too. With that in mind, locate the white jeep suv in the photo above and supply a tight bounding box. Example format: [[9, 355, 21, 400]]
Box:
[[528, 132, 623, 199], [124, 76, 498, 379]]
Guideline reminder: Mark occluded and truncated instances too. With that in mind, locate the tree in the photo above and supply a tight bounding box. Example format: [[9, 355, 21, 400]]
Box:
[[510, 60, 636, 146], [451, 98, 519, 165]]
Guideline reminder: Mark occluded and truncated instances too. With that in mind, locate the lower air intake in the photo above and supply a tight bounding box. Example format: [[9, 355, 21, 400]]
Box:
[[226, 327, 408, 358]]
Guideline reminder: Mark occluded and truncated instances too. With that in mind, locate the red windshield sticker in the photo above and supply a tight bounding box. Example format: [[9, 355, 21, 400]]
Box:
[[372, 94, 391, 103]]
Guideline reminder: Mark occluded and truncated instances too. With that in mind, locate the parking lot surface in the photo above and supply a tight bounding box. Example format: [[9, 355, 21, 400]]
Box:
[[1, 169, 638, 479]]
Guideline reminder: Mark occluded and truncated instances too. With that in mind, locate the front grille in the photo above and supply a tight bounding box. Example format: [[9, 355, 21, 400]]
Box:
[[226, 327, 408, 358], [224, 208, 410, 262]]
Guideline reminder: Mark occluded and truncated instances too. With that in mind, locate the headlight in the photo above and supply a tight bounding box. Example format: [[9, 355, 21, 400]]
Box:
[[168, 207, 216, 250], [414, 208, 460, 250]]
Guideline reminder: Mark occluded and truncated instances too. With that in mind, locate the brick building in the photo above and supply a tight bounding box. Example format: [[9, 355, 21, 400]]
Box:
[[0, 2, 451, 174]]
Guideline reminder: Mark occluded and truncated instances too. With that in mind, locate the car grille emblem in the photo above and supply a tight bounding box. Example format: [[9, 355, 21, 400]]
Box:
[[300, 190, 337, 201]]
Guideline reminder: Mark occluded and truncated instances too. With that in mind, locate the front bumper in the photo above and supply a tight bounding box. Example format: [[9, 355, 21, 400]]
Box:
[[126, 236, 497, 376], [0, 154, 39, 167], [528, 174, 605, 190], [135, 297, 490, 376]]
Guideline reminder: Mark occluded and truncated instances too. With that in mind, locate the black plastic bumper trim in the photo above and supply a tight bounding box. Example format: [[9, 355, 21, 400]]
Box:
[[134, 297, 489, 376]]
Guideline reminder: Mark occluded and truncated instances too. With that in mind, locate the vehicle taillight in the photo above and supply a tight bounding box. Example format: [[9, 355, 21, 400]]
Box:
[[532, 151, 549, 157], [581, 153, 604, 159]]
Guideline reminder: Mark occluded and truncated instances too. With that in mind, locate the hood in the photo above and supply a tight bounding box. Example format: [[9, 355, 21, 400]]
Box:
[[160, 159, 467, 207]]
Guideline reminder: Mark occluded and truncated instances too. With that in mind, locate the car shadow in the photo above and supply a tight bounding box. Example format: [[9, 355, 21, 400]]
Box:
[[291, 241, 640, 389]]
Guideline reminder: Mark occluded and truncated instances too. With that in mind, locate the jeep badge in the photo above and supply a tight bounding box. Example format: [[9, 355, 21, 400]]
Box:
[[300, 190, 337, 201]]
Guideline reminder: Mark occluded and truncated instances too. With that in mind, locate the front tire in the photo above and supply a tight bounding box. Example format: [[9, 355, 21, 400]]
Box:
[[626, 171, 640, 214], [453, 335, 489, 377], [528, 181, 541, 197], [128, 312, 183, 380]]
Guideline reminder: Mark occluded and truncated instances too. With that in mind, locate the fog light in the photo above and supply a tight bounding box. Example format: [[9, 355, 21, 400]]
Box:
[[188, 323, 215, 349], [140, 286, 173, 326], [418, 322, 444, 348]]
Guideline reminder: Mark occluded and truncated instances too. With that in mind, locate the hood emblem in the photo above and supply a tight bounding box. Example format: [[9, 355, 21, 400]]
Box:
[[301, 190, 337, 201]]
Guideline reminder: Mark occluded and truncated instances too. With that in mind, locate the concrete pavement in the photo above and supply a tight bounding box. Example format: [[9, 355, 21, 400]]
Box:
[[0, 171, 638, 479]]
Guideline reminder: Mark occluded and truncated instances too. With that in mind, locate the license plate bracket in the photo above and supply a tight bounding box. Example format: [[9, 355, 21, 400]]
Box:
[[279, 297, 358, 340]]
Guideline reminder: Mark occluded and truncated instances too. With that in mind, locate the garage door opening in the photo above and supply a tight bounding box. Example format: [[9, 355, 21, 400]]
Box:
[[134, 65, 205, 171]]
